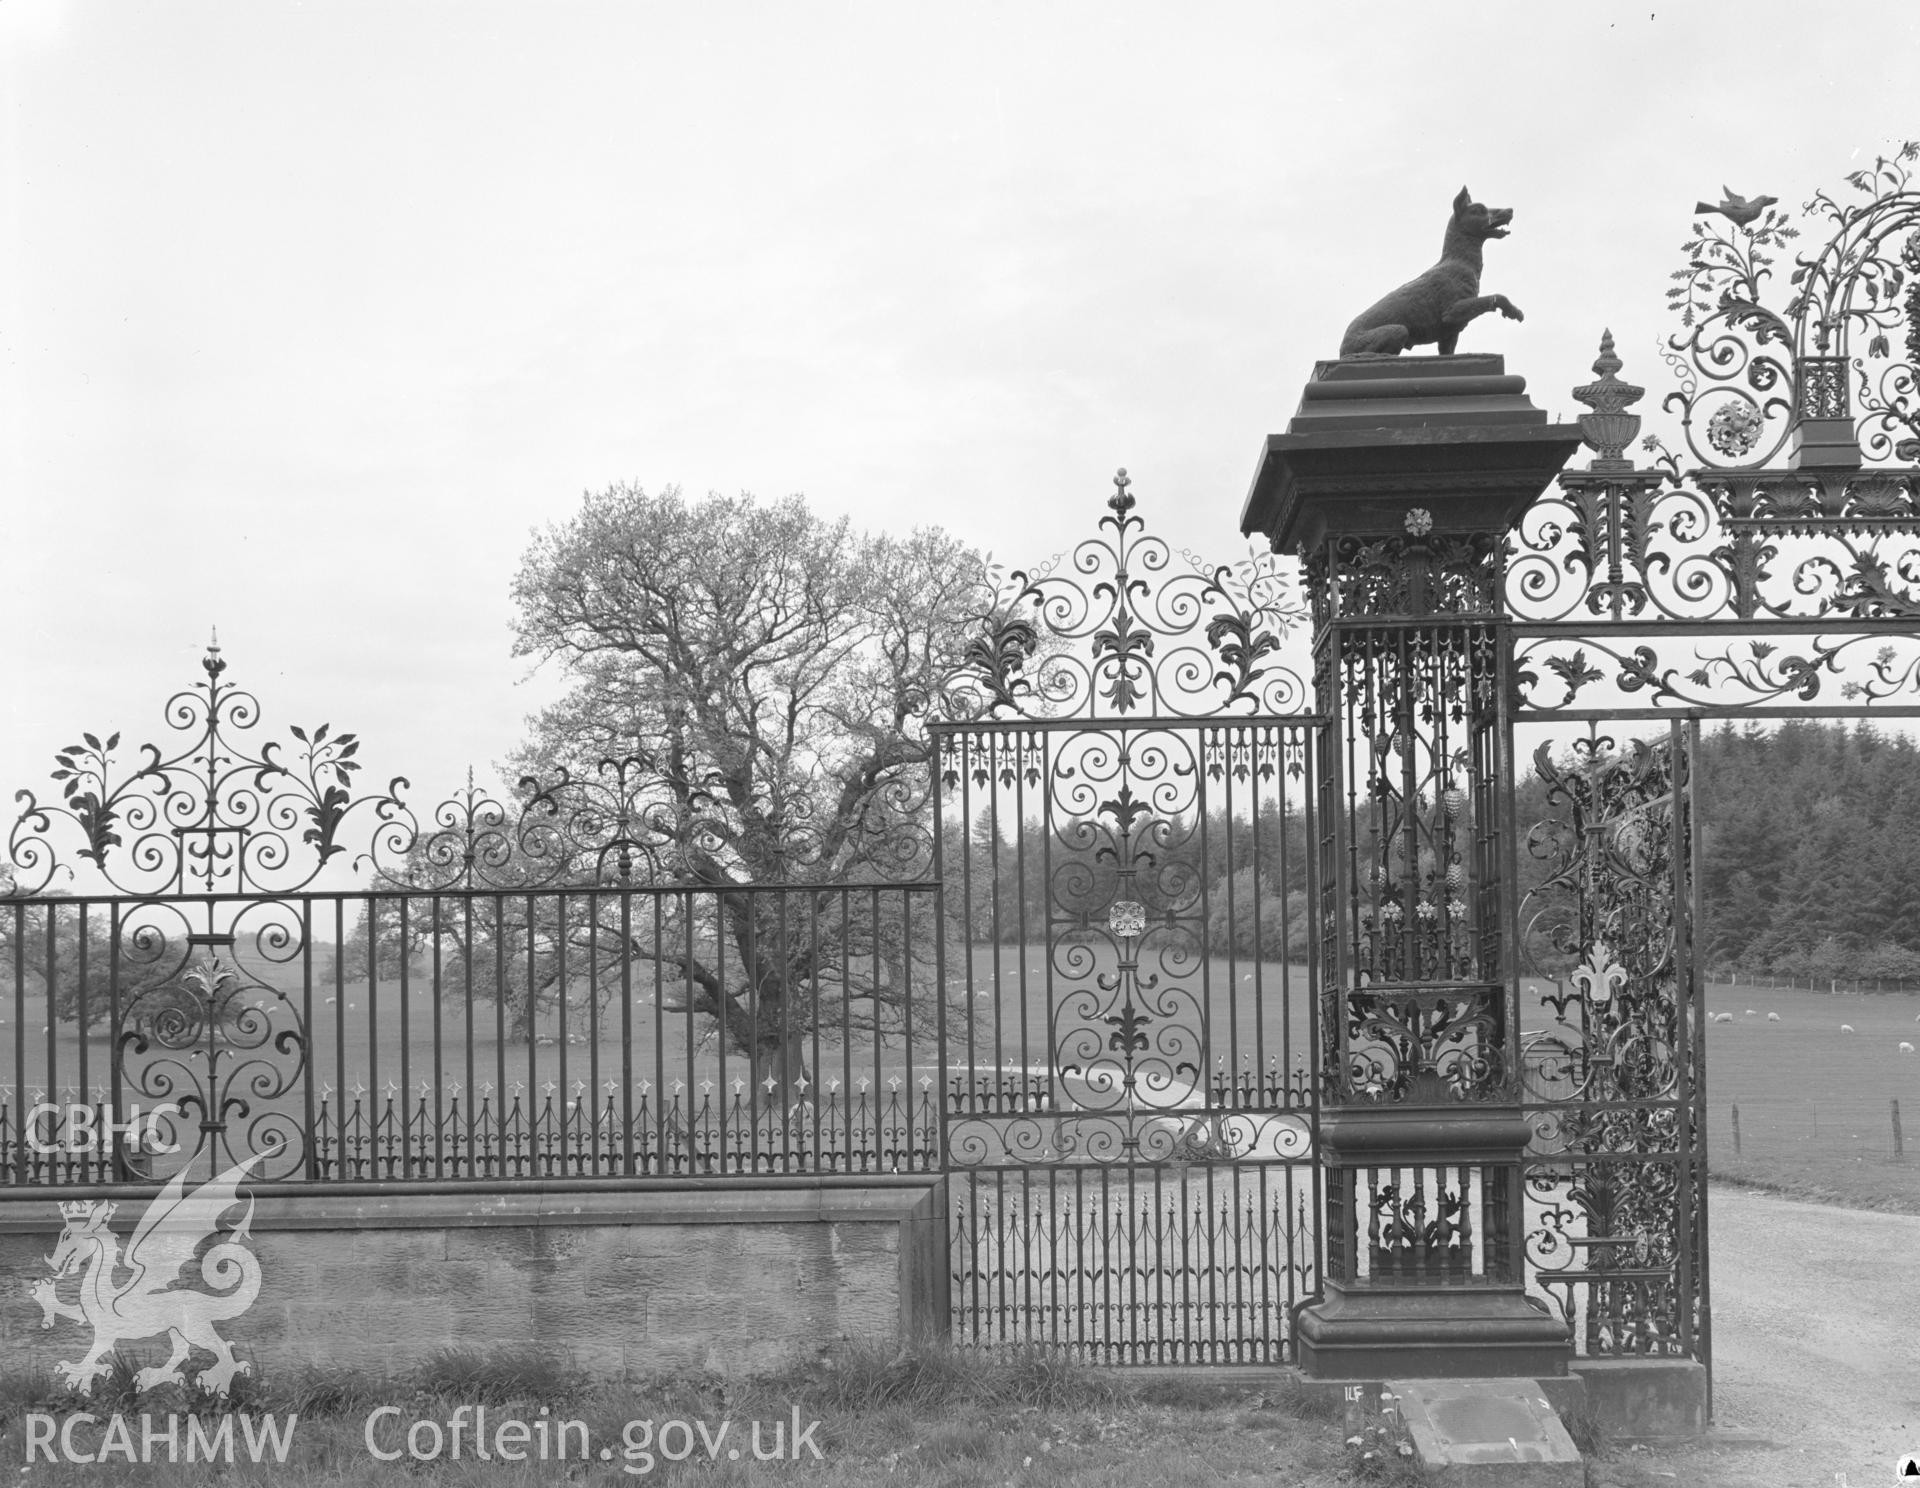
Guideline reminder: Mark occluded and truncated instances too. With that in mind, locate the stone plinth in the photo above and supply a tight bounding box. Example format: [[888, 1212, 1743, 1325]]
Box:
[[0, 1177, 948, 1382], [1239, 355, 1583, 552]]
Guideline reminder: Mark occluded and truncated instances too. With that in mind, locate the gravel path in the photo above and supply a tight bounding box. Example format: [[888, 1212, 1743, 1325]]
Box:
[[1598, 1184, 1920, 1487]]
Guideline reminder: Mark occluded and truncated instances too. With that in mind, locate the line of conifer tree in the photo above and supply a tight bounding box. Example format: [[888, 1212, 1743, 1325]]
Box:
[[1696, 720, 1920, 982]]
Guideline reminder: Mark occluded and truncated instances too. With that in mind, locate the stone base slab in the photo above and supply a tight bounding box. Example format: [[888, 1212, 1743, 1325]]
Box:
[[1390, 1377, 1584, 1486]]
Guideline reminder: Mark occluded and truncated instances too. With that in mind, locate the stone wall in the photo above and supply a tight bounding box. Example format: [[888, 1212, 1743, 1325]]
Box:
[[0, 1177, 949, 1382]]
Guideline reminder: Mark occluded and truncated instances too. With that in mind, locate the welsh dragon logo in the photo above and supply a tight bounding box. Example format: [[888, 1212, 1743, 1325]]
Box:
[[28, 1154, 263, 1396]]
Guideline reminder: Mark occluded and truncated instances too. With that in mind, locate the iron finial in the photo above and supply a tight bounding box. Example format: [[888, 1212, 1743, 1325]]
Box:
[[1108, 467, 1134, 516], [1571, 330, 1644, 470]]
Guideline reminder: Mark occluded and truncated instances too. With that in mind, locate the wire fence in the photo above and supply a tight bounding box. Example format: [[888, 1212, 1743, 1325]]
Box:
[[1708, 970, 1920, 996], [1715, 1097, 1908, 1164]]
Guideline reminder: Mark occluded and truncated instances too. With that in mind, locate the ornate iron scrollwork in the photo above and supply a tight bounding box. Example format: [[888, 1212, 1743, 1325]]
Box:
[[1309, 524, 1504, 625], [119, 938, 308, 1182], [941, 469, 1311, 721], [1342, 984, 1506, 1104], [1510, 330, 1920, 716], [8, 636, 394, 899], [1662, 143, 1920, 470], [1510, 151, 1920, 723], [1518, 730, 1699, 1355]]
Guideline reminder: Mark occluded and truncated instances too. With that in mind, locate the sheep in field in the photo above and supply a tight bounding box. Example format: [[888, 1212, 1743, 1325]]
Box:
[[1709, 1012, 1734, 1024], [1901, 1042, 1916, 1054], [1842, 1024, 1855, 1033], [1767, 1012, 1782, 1022]]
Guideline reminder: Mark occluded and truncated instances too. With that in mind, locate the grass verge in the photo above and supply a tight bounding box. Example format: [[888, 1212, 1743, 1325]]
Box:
[[1709, 1165, 1920, 1214], [0, 1341, 1364, 1487]]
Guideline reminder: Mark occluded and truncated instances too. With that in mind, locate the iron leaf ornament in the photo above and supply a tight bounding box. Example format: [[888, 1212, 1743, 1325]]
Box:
[[1661, 142, 1920, 469], [8, 637, 403, 897], [941, 469, 1311, 722], [1509, 149, 1920, 718]]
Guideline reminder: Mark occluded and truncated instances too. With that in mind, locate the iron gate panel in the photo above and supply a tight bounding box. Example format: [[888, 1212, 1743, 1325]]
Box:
[[1517, 720, 1708, 1365], [935, 717, 1320, 1362], [925, 469, 1322, 1362]]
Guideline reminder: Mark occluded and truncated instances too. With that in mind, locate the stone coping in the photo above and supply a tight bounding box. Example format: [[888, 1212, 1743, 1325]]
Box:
[[0, 1175, 947, 1233]]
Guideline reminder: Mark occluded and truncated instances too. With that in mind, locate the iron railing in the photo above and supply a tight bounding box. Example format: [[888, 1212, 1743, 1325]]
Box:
[[2, 882, 946, 1186]]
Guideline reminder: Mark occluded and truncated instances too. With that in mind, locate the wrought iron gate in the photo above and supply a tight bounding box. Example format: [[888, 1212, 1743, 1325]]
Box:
[[1517, 721, 1708, 1374], [14, 148, 1920, 1401], [932, 473, 1321, 1362]]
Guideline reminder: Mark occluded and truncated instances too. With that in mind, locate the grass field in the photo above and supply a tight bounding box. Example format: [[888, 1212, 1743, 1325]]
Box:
[[8, 946, 1918, 1210], [0, 944, 1319, 1118], [1699, 977, 1920, 1211]]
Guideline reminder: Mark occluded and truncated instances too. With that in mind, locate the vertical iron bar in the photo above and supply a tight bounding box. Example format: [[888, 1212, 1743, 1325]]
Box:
[[366, 894, 381, 1176], [493, 894, 507, 1181], [958, 735, 977, 1131], [556, 893, 569, 1171], [108, 903, 126, 1182], [898, 887, 912, 1169], [1041, 734, 1056, 1119], [1671, 718, 1694, 1362], [690, 891, 705, 1173], [932, 734, 950, 1191], [987, 734, 1004, 1116], [430, 894, 444, 1178], [398, 896, 413, 1177], [779, 887, 793, 1172], [43, 907, 57, 1144], [74, 902, 88, 1117], [12, 902, 26, 1185], [525, 893, 540, 1174], [1496, 621, 1524, 1286], [870, 887, 883, 1168], [1687, 713, 1712, 1417], [1304, 719, 1325, 1330], [743, 893, 757, 1174], [589, 890, 601, 1173], [653, 892, 668, 1174], [334, 899, 347, 1179], [838, 888, 852, 1167], [1213, 724, 1230, 1101], [1251, 725, 1267, 1097], [620, 889, 634, 1178], [462, 894, 475, 1179], [300, 899, 315, 1181], [809, 893, 824, 1170]]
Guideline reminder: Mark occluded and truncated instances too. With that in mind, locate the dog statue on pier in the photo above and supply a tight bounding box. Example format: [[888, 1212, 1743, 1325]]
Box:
[[1340, 186, 1524, 357]]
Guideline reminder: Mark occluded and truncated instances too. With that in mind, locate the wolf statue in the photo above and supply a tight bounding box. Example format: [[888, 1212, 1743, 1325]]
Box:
[[1340, 186, 1524, 357], [29, 1154, 264, 1396]]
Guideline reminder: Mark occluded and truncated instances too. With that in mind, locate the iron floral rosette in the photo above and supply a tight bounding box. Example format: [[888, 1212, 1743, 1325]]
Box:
[[1662, 143, 1920, 470], [1508, 147, 1920, 709]]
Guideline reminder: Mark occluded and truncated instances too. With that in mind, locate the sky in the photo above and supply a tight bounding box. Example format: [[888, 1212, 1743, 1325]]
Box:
[[3, 0, 1918, 857]]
